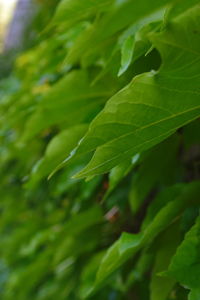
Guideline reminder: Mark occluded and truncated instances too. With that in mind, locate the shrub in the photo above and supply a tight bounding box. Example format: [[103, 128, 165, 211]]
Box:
[[0, 1, 200, 299]]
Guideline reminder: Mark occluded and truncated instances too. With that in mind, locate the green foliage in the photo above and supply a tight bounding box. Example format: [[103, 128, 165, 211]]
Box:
[[0, 0, 200, 299]]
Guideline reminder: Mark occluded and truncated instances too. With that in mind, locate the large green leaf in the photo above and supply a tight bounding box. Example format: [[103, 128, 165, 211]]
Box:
[[70, 5, 200, 178]]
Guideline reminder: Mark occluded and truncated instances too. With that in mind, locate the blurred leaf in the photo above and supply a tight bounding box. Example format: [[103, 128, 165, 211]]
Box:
[[27, 124, 88, 187], [166, 215, 200, 290], [22, 70, 118, 141], [103, 157, 135, 201], [64, 0, 173, 65], [95, 182, 200, 289], [150, 222, 180, 300], [129, 134, 179, 213], [51, 0, 114, 28], [189, 289, 200, 300]]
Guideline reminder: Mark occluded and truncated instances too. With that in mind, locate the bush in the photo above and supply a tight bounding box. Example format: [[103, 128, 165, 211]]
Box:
[[0, 0, 200, 299]]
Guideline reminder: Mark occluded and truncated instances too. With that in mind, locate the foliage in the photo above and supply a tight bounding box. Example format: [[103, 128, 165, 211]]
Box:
[[0, 0, 200, 299]]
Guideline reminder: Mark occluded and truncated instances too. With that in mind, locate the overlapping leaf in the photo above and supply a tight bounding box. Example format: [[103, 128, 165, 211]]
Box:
[[22, 70, 118, 141], [0, 1, 200, 299], [166, 216, 200, 294], [69, 5, 200, 179], [93, 182, 200, 292]]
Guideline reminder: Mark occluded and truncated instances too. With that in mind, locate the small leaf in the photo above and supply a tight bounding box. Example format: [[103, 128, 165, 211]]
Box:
[[117, 8, 164, 76], [118, 35, 135, 76], [26, 124, 88, 187], [65, 0, 173, 65], [103, 157, 136, 201]]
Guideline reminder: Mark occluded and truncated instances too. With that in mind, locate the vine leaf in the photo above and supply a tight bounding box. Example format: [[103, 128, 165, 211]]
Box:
[[69, 5, 200, 179], [165, 216, 200, 292], [26, 124, 88, 188], [93, 182, 200, 292]]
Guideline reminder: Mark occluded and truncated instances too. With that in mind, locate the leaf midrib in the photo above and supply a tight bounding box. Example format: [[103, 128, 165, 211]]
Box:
[[79, 104, 200, 175]]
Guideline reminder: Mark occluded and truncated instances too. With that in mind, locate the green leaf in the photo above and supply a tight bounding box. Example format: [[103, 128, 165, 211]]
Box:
[[61, 205, 103, 236], [26, 124, 88, 188], [189, 289, 200, 300], [125, 249, 154, 290], [150, 222, 180, 300], [166, 215, 200, 290], [71, 5, 200, 178], [79, 251, 106, 299], [165, 0, 200, 21], [53, 206, 103, 266], [103, 157, 136, 201], [51, 0, 114, 28], [118, 35, 135, 76], [95, 182, 200, 289], [2, 1, 200, 299], [129, 135, 179, 213], [117, 8, 164, 76], [141, 184, 183, 230], [64, 0, 172, 65], [22, 70, 117, 141]]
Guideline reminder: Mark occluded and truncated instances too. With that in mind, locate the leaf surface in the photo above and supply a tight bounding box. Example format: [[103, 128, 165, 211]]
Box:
[[150, 222, 180, 300], [64, 0, 172, 65], [52, 0, 114, 28], [22, 70, 117, 141], [71, 6, 200, 178], [166, 216, 200, 290], [27, 124, 88, 187], [95, 182, 200, 290]]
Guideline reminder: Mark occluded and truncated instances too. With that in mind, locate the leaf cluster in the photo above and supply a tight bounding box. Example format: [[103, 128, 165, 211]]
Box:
[[0, 0, 200, 299]]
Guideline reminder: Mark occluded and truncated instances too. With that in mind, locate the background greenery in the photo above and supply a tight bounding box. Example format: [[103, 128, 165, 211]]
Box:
[[0, 0, 200, 299]]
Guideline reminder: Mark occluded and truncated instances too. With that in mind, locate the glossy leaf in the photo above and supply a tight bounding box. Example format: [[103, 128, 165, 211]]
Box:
[[71, 6, 200, 178]]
